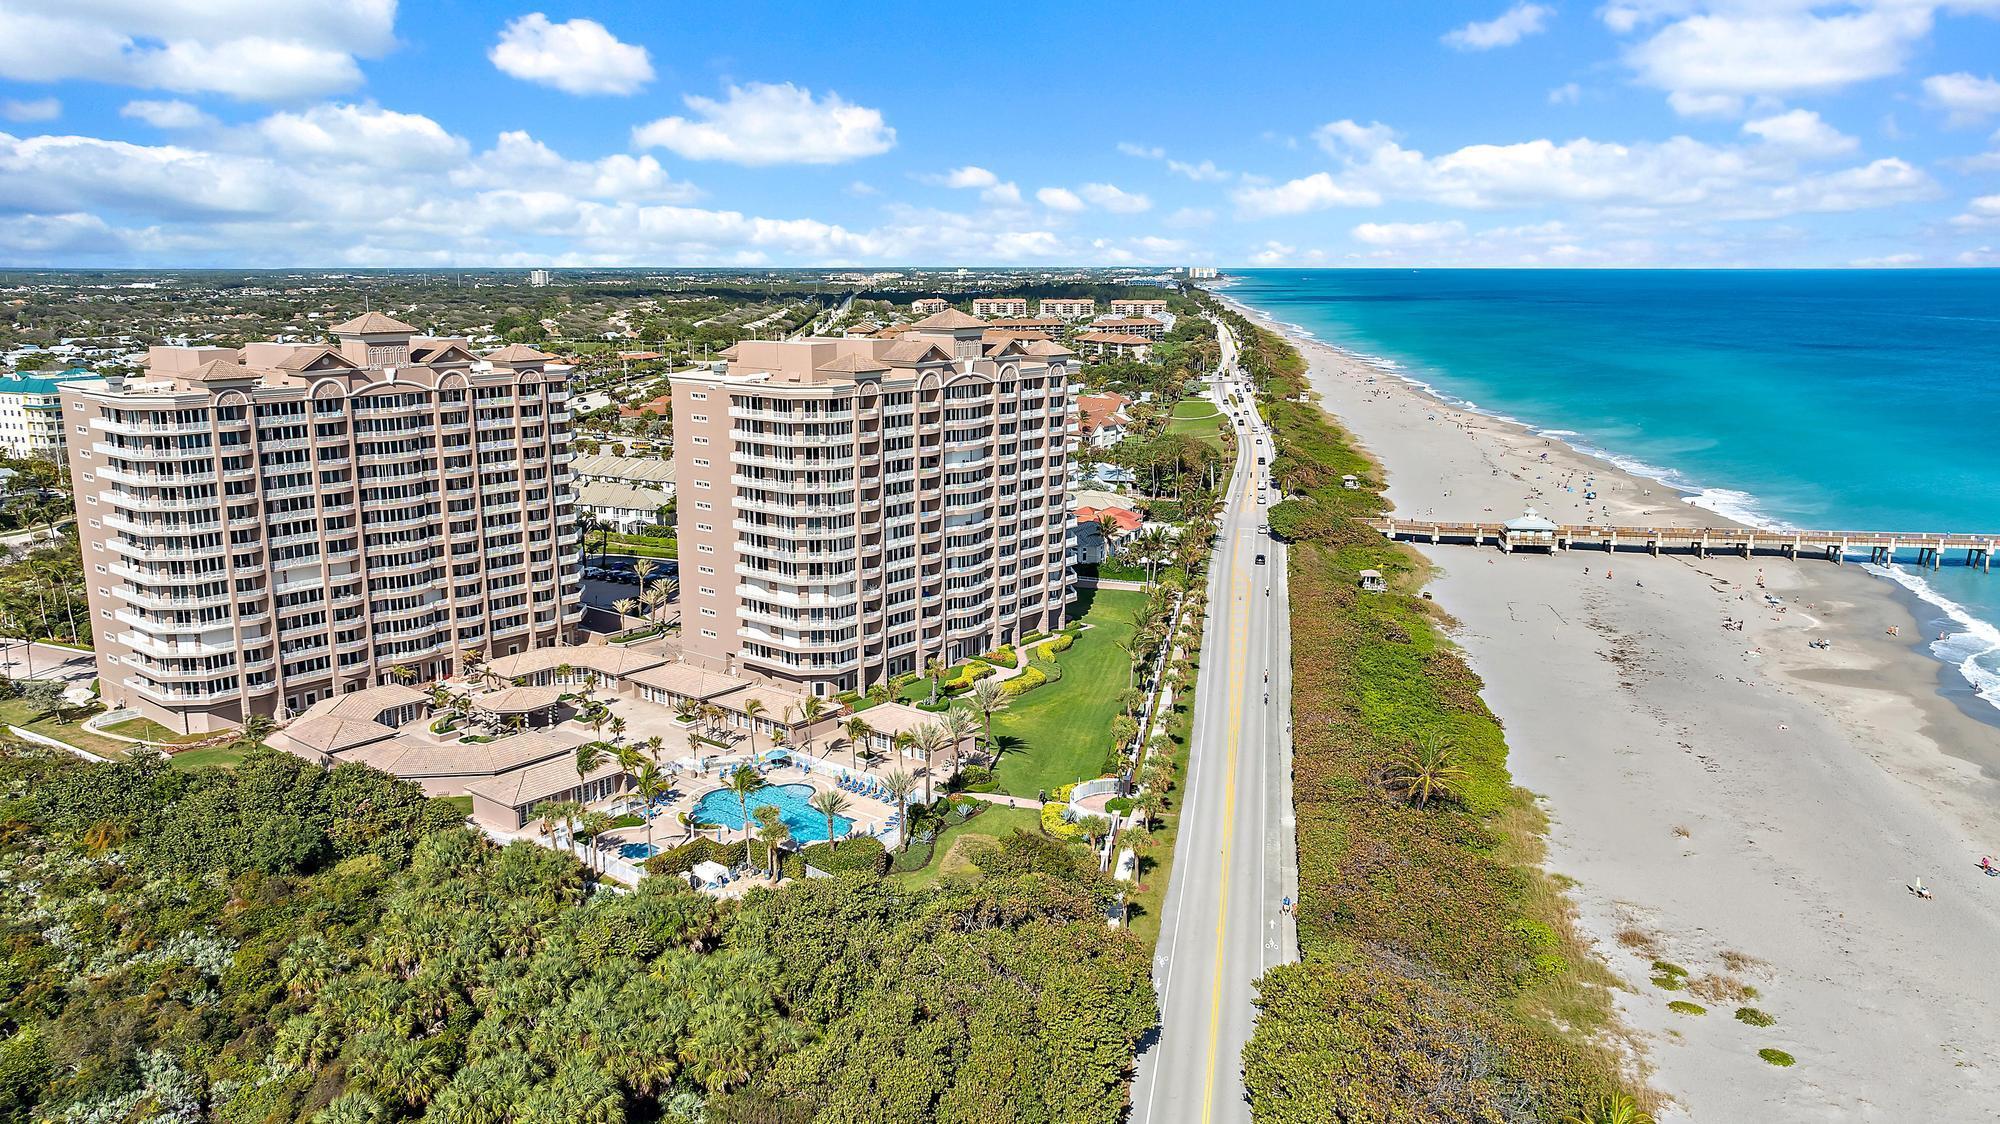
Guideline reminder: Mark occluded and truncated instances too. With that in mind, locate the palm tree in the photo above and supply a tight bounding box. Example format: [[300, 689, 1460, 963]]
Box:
[[389, 664, 417, 685], [635, 558, 659, 588], [924, 656, 948, 704], [809, 788, 852, 850], [882, 769, 917, 852], [752, 805, 790, 879], [1095, 514, 1120, 562], [607, 715, 627, 743], [578, 810, 615, 874], [573, 741, 606, 812], [636, 763, 668, 855], [911, 722, 950, 806], [843, 716, 873, 769], [644, 734, 665, 763], [725, 764, 764, 846], [612, 597, 641, 624], [742, 698, 766, 758], [614, 742, 645, 781], [970, 678, 1007, 761], [1384, 732, 1469, 808], [235, 713, 277, 750], [641, 582, 673, 623], [796, 695, 827, 759], [939, 706, 979, 785]]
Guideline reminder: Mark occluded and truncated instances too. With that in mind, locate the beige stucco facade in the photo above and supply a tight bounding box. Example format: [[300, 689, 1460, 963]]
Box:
[[670, 311, 1077, 698], [61, 314, 584, 734]]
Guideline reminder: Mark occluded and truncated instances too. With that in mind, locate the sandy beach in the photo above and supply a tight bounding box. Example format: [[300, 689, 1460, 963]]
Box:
[[1238, 302, 2000, 1120]]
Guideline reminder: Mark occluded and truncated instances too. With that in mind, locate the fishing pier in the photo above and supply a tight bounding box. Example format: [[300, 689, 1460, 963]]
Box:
[[1367, 514, 2000, 572]]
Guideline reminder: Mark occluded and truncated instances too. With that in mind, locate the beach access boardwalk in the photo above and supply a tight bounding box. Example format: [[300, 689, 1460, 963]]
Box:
[[1367, 517, 2000, 571]]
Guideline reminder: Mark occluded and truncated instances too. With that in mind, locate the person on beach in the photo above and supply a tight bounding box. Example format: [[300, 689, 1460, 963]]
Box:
[[1909, 878, 1934, 899]]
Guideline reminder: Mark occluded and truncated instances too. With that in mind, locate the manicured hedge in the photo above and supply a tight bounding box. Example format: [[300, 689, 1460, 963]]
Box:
[[1003, 666, 1047, 697], [792, 836, 888, 877]]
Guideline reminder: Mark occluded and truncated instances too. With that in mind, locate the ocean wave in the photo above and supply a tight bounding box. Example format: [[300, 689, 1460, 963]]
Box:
[[1863, 564, 2000, 713]]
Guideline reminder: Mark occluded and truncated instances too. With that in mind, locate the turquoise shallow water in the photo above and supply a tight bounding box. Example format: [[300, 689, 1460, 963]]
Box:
[[1225, 268, 2000, 713]]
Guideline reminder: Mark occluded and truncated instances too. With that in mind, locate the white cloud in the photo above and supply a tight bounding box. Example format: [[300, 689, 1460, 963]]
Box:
[[1, 97, 59, 123], [1166, 206, 1217, 228], [489, 13, 653, 96], [258, 103, 468, 170], [1667, 90, 1744, 118], [120, 99, 213, 129], [451, 131, 698, 203], [1249, 240, 1297, 265], [1036, 187, 1085, 212], [1117, 141, 1165, 159], [0, 0, 395, 101], [1444, 3, 1554, 50], [1850, 251, 1921, 266], [1548, 82, 1582, 105], [1923, 72, 2000, 124], [633, 83, 894, 166], [1742, 109, 1858, 157], [1233, 172, 1383, 217], [1167, 158, 1230, 182], [1261, 116, 1937, 221], [1352, 220, 1468, 246], [1079, 183, 1153, 213], [928, 165, 998, 189], [1949, 193, 2000, 227], [1617, 4, 1934, 109]]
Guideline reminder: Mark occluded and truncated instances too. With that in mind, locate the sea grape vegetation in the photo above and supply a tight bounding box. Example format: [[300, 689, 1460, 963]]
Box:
[[0, 743, 1153, 1123], [1198, 292, 1639, 1121]]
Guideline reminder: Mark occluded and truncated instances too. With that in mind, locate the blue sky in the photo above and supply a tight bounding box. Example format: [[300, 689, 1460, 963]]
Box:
[[1, 0, 1998, 267]]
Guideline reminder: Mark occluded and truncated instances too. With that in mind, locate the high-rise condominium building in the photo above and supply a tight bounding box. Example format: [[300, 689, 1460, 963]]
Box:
[[670, 310, 1077, 698], [61, 313, 583, 733]]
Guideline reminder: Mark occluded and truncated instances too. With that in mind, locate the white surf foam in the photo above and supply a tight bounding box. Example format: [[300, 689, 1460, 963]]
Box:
[[1864, 564, 2000, 711]]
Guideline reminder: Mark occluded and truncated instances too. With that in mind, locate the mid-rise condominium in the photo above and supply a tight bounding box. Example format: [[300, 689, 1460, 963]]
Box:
[[670, 309, 1077, 698], [0, 370, 70, 458], [61, 313, 583, 733]]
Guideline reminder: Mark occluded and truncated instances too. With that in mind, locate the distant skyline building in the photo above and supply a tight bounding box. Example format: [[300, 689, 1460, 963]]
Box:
[[528, 269, 553, 287], [668, 309, 1077, 698], [61, 313, 582, 733]]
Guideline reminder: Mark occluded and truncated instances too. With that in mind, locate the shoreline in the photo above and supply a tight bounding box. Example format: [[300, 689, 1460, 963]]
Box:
[[1220, 292, 2000, 732], [1224, 290, 2000, 1119]]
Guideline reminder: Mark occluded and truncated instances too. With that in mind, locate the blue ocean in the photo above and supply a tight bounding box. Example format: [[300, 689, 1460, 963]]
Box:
[[1224, 268, 2000, 715]]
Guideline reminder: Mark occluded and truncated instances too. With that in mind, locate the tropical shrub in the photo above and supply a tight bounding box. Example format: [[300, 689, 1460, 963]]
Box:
[[1002, 666, 1047, 697], [0, 744, 1154, 1123]]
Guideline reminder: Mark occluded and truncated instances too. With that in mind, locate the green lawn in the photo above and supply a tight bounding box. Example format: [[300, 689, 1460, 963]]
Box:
[[892, 804, 1044, 889], [0, 700, 131, 758], [166, 744, 248, 771], [104, 717, 211, 744], [599, 533, 678, 560], [1165, 398, 1228, 449], [991, 587, 1148, 797]]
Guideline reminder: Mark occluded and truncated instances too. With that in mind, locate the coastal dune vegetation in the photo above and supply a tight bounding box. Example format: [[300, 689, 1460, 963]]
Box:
[[1199, 293, 1646, 1121], [0, 742, 1155, 1123]]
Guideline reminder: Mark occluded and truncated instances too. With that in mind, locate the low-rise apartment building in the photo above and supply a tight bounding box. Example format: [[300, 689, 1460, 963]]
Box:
[[670, 309, 1077, 698], [61, 313, 584, 733], [0, 370, 70, 458], [971, 297, 1029, 318], [1038, 298, 1097, 320], [910, 297, 952, 316], [1110, 298, 1169, 318], [1090, 316, 1167, 340]]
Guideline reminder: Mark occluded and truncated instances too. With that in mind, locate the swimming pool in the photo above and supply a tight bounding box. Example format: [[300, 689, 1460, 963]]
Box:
[[694, 782, 853, 843]]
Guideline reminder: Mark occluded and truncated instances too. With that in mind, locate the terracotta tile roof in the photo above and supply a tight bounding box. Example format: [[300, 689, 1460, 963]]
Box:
[[463, 754, 628, 810], [910, 308, 987, 330], [1074, 331, 1154, 346], [1076, 506, 1144, 533], [881, 339, 954, 364], [483, 343, 556, 363], [280, 715, 396, 755], [815, 353, 893, 374], [330, 311, 418, 335], [627, 661, 747, 700]]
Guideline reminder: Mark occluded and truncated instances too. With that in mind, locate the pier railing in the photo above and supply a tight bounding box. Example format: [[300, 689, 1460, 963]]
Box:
[[1364, 518, 1999, 571]]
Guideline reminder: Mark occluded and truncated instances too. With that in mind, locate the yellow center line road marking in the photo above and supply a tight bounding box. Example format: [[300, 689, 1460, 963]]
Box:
[[1199, 459, 1258, 1122]]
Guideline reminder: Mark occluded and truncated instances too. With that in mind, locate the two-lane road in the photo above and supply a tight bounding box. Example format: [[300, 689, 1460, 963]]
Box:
[[1131, 324, 1297, 1124]]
